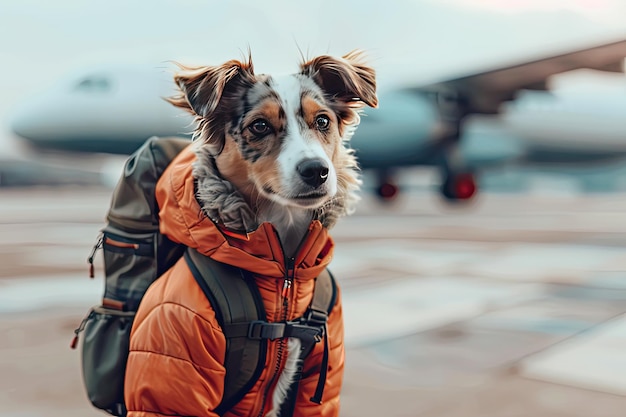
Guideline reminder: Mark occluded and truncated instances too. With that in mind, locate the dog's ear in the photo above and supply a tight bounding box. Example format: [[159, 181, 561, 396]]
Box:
[[167, 58, 255, 153], [169, 59, 255, 117], [300, 50, 378, 110]]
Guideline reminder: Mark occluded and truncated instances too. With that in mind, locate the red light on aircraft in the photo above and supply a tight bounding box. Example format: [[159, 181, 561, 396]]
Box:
[[453, 173, 476, 200]]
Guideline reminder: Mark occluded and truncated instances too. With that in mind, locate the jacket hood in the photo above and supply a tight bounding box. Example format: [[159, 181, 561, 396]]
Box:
[[155, 143, 334, 280]]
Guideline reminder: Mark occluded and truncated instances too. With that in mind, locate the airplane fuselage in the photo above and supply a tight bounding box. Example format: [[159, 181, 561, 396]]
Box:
[[9, 65, 626, 172]]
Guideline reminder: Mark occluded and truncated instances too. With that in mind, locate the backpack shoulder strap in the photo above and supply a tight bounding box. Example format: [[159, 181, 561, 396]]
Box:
[[308, 269, 337, 324], [183, 247, 266, 415]]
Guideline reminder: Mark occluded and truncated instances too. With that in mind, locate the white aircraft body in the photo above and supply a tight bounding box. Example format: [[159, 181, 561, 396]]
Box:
[[8, 39, 626, 200]]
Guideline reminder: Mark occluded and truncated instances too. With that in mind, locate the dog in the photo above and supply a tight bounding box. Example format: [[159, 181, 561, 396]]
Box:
[[125, 51, 377, 417], [167, 51, 378, 256]]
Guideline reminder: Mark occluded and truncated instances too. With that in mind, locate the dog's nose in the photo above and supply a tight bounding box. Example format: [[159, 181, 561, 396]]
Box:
[[297, 159, 329, 188]]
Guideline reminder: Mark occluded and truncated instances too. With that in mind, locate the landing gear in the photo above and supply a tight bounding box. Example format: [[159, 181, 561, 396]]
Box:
[[376, 181, 400, 201], [375, 169, 400, 202], [440, 171, 477, 202], [433, 87, 479, 203]]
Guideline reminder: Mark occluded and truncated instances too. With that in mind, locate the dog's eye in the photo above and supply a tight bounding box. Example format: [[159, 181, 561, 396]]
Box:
[[249, 119, 272, 136], [315, 115, 330, 131]]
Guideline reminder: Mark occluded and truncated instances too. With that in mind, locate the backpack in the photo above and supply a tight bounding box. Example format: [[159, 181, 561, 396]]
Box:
[[71, 136, 337, 417]]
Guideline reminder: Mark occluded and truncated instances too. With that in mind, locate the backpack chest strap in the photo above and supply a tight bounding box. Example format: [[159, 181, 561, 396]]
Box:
[[224, 320, 324, 345]]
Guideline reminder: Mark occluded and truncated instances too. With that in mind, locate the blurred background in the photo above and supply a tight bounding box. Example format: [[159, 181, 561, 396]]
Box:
[[2, 0, 626, 416]]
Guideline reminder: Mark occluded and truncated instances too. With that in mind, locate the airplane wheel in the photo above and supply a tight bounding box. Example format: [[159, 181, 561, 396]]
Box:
[[441, 172, 477, 201], [377, 182, 400, 201]]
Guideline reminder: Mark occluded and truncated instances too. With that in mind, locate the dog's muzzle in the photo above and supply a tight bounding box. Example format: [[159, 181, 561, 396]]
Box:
[[297, 158, 329, 188]]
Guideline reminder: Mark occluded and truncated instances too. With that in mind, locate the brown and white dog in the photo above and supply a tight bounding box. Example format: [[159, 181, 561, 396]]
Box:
[[166, 51, 377, 415], [168, 51, 377, 256]]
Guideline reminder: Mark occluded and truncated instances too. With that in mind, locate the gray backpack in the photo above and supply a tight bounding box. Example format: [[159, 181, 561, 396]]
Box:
[[71, 137, 337, 417]]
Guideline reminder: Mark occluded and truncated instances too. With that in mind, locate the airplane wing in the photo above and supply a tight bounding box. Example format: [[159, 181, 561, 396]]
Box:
[[413, 38, 626, 115]]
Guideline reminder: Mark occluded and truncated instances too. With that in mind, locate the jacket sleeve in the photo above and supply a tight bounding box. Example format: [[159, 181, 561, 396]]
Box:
[[294, 285, 345, 417], [124, 300, 227, 417]]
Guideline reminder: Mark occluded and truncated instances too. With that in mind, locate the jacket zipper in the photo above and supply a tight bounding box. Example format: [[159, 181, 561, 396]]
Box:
[[255, 224, 313, 417], [256, 256, 295, 417], [282, 257, 295, 302]]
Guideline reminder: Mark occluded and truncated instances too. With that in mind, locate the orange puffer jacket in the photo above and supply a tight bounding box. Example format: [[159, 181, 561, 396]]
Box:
[[124, 145, 344, 417]]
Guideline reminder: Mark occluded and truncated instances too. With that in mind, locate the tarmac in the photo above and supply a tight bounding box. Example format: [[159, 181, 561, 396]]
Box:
[[2, 184, 626, 416]]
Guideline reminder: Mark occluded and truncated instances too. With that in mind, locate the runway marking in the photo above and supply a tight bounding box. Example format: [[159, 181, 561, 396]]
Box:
[[520, 313, 626, 396]]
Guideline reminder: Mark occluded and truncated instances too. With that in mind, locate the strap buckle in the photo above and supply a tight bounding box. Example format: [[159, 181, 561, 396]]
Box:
[[246, 320, 324, 344], [247, 321, 286, 340], [285, 323, 323, 344], [304, 308, 328, 327]]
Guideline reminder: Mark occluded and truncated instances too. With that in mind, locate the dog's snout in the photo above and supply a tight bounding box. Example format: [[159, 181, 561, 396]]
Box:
[[297, 159, 329, 188]]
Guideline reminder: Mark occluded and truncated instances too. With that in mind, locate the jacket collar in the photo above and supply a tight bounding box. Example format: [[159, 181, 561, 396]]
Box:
[[156, 144, 334, 280]]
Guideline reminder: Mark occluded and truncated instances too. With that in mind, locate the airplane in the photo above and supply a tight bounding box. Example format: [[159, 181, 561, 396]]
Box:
[[8, 39, 626, 201]]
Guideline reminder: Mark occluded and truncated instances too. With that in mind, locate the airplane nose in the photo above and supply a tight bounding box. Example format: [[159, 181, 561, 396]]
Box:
[[9, 101, 42, 141], [9, 105, 30, 139], [9, 95, 69, 145]]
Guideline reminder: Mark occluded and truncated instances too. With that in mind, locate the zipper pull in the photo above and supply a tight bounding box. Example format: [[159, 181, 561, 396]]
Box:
[[87, 234, 104, 278], [282, 279, 292, 299], [70, 309, 94, 349], [282, 257, 296, 302]]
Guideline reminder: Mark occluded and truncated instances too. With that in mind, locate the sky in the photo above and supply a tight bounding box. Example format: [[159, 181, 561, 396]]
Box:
[[0, 0, 625, 156]]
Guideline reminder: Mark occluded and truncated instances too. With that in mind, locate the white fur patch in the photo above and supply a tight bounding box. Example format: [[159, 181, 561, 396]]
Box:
[[265, 337, 302, 417], [271, 75, 338, 199]]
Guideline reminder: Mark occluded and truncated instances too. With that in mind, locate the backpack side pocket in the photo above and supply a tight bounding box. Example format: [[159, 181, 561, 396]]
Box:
[[101, 230, 157, 311], [101, 228, 184, 311], [81, 306, 135, 416]]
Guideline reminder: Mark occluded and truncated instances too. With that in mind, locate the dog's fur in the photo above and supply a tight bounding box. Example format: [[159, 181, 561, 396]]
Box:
[[167, 51, 377, 415]]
